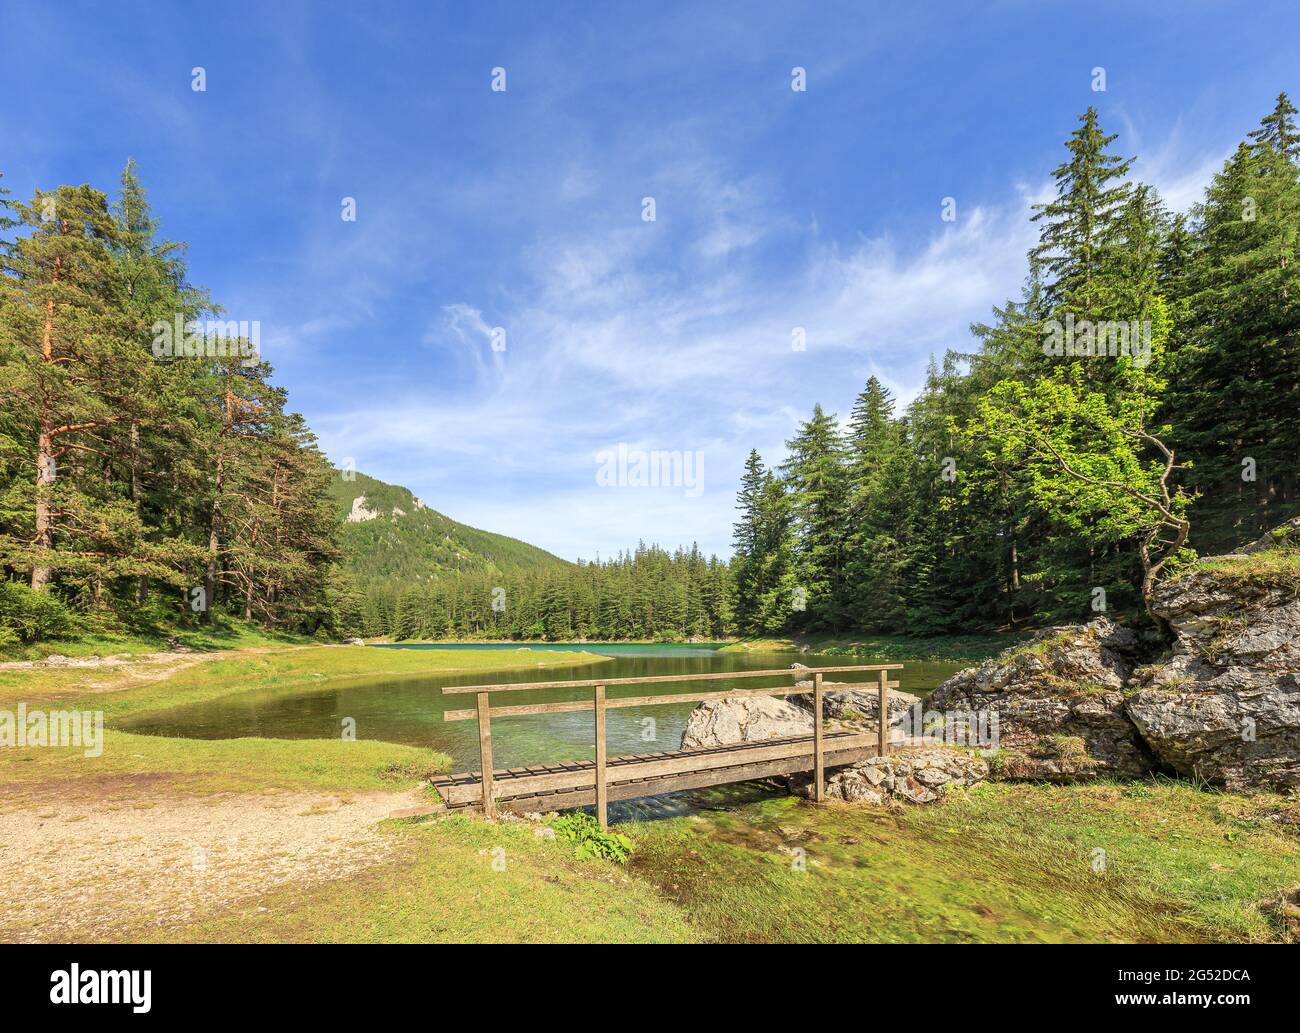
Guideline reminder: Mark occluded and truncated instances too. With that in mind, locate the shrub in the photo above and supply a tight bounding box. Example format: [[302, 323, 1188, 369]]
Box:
[[0, 579, 75, 644], [549, 810, 634, 864]]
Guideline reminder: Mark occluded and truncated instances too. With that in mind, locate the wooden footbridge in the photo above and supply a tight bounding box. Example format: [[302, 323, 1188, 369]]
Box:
[[426, 664, 902, 828]]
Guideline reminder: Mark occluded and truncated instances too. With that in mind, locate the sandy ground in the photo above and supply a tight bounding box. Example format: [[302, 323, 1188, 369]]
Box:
[[0, 786, 425, 942]]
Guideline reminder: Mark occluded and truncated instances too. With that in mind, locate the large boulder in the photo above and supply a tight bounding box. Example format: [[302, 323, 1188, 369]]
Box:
[[1124, 545, 1300, 790], [786, 680, 921, 723], [928, 618, 1155, 780], [680, 695, 813, 750]]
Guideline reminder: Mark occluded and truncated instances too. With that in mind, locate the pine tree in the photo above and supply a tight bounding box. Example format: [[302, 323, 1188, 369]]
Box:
[[841, 377, 905, 629], [753, 472, 798, 632], [0, 165, 356, 639], [780, 404, 849, 629], [1168, 98, 1300, 547], [1031, 107, 1135, 319], [730, 449, 767, 631], [0, 185, 158, 593], [844, 376, 897, 488], [1248, 91, 1300, 162], [0, 172, 16, 248]]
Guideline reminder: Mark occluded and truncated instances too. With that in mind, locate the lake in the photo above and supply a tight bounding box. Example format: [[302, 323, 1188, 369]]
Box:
[[121, 643, 965, 773]]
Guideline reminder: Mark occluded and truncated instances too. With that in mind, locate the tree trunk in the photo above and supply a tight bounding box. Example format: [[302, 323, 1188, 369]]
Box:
[[131, 421, 147, 605], [32, 429, 55, 591], [204, 448, 223, 624], [31, 260, 60, 592]]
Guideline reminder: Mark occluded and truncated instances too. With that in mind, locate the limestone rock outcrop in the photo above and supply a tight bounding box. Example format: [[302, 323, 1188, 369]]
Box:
[[927, 618, 1155, 780], [1124, 540, 1300, 790]]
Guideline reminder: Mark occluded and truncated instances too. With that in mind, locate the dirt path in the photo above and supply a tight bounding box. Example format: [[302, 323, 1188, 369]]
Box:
[[0, 644, 315, 694], [0, 786, 425, 942]]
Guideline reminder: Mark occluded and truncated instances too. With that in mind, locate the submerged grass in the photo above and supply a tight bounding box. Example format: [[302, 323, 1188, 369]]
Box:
[[128, 777, 1300, 943], [4, 639, 1296, 943]]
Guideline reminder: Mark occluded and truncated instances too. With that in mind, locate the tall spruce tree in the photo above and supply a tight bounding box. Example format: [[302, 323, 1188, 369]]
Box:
[[780, 404, 849, 629], [1167, 97, 1300, 547], [1031, 106, 1135, 320], [730, 448, 767, 632]]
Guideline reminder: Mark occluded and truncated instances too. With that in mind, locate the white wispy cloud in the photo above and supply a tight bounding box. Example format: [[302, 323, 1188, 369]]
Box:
[[312, 161, 1042, 559]]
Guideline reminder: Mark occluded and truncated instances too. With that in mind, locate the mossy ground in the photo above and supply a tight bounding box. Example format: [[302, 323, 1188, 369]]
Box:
[[625, 779, 1300, 943], [0, 616, 309, 662]]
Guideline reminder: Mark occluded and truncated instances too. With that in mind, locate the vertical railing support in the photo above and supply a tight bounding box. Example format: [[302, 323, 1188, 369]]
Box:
[[877, 669, 889, 758], [594, 684, 608, 830], [477, 691, 495, 820], [812, 671, 825, 803]]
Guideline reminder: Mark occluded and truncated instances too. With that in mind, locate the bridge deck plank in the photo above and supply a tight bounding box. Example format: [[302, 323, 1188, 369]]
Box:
[[429, 730, 883, 811]]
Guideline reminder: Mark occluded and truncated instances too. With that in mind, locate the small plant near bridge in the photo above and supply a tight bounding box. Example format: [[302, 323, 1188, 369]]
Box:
[[550, 811, 634, 864]]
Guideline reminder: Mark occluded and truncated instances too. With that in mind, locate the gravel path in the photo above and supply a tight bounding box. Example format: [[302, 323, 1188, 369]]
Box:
[[0, 787, 424, 942]]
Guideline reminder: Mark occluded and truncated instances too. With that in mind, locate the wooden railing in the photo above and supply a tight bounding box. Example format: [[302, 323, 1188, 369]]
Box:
[[441, 664, 903, 828]]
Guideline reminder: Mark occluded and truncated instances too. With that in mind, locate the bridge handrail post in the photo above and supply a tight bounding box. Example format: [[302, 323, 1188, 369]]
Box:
[[877, 669, 889, 758], [477, 691, 495, 820], [812, 672, 825, 803], [594, 684, 608, 830]]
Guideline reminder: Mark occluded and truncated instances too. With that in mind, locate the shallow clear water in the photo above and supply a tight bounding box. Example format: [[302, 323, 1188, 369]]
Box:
[[121, 643, 964, 773]]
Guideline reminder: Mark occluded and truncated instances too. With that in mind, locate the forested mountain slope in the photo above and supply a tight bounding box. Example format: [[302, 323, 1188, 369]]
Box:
[[328, 471, 567, 586]]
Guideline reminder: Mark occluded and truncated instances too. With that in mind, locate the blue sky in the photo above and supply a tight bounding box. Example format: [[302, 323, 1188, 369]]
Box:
[[3, 1, 1297, 560]]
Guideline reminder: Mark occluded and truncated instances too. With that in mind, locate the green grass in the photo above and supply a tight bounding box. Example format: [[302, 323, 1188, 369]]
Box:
[[623, 779, 1300, 943], [148, 813, 697, 943], [1180, 547, 1300, 593], [0, 728, 451, 798], [1004, 629, 1069, 656], [719, 631, 1025, 662]]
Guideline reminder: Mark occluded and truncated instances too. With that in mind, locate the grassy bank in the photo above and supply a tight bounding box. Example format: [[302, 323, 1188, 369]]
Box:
[[1179, 544, 1300, 590], [0, 728, 449, 800], [364, 637, 732, 646], [719, 631, 1027, 663]]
